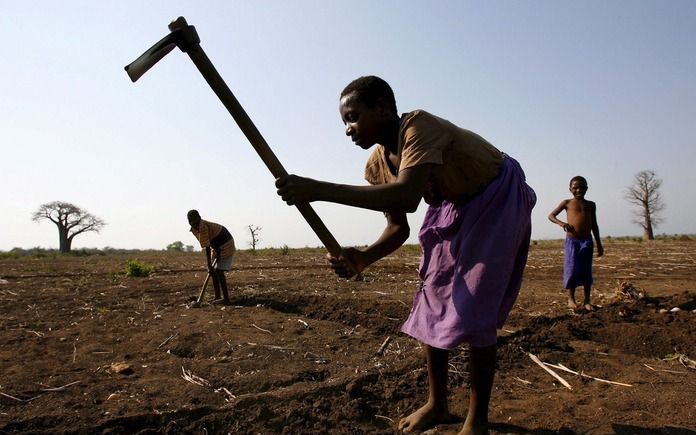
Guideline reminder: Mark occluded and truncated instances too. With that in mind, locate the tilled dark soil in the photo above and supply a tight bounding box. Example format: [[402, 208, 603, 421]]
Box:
[[0, 240, 695, 434]]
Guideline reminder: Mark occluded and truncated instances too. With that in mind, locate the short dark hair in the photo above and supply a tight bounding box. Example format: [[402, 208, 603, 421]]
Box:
[[340, 76, 397, 115], [187, 209, 200, 220], [569, 176, 587, 187]]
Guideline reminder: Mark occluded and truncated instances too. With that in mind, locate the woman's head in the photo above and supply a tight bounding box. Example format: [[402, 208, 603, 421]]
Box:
[[339, 76, 398, 149], [340, 76, 397, 115]]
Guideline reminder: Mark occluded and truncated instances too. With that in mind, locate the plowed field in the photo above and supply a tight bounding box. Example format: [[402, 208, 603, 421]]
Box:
[[1, 240, 694, 434]]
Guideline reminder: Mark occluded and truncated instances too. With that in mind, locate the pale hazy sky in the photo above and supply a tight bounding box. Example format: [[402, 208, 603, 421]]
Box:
[[2, 1, 695, 251]]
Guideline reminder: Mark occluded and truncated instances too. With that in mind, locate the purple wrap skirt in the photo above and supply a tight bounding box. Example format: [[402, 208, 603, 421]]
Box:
[[401, 156, 536, 349], [563, 237, 594, 289]]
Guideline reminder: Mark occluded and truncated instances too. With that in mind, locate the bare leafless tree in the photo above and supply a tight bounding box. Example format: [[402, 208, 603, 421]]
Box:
[[624, 170, 664, 240], [247, 225, 262, 252], [32, 201, 106, 253]]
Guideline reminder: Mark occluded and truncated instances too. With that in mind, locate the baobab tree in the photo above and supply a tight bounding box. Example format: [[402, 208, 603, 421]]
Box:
[[624, 170, 664, 240], [247, 225, 262, 252], [32, 201, 106, 253]]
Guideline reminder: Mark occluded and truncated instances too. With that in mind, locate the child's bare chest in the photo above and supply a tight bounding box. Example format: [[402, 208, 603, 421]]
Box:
[[567, 200, 591, 217]]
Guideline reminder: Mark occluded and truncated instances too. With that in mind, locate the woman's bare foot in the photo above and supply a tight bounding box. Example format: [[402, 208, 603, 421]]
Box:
[[567, 299, 578, 310], [458, 420, 489, 435], [398, 402, 453, 433], [583, 303, 595, 311]]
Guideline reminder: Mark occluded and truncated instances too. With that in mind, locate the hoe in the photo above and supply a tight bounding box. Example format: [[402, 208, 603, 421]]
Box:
[[125, 17, 353, 274], [190, 258, 216, 308]]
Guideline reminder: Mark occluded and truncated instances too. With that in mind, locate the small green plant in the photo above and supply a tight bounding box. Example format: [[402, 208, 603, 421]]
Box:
[[280, 244, 289, 255], [125, 259, 154, 277], [107, 272, 121, 283]]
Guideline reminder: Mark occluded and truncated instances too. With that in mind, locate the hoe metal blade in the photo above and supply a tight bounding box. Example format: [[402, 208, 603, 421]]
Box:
[[125, 33, 178, 82]]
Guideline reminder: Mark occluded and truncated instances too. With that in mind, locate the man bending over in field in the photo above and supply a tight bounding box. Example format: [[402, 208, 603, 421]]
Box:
[[187, 210, 235, 305]]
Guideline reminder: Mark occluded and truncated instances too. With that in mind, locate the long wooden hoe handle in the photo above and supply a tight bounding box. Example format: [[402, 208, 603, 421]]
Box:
[[195, 258, 217, 303], [166, 18, 350, 268]]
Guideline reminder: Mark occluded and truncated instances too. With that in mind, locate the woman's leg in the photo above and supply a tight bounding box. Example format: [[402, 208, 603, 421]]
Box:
[[398, 345, 453, 432], [459, 344, 496, 435]]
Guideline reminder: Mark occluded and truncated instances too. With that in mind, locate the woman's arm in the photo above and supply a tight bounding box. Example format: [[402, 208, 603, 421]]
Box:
[[329, 211, 410, 278], [276, 164, 432, 213]]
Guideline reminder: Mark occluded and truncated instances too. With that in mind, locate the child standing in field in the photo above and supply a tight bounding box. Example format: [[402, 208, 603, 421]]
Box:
[[275, 76, 536, 434], [548, 176, 604, 311], [187, 210, 236, 305]]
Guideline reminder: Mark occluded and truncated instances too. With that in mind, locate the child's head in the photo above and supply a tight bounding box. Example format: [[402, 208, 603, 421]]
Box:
[[569, 176, 588, 198], [569, 176, 587, 187], [339, 76, 398, 149], [340, 76, 397, 115]]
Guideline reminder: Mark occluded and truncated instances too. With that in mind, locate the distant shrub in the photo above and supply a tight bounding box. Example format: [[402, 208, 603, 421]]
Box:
[[166, 241, 184, 252], [607, 236, 643, 243], [0, 247, 107, 258], [280, 244, 289, 255], [399, 244, 422, 255], [125, 259, 154, 277], [655, 233, 694, 242], [0, 247, 179, 258]]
